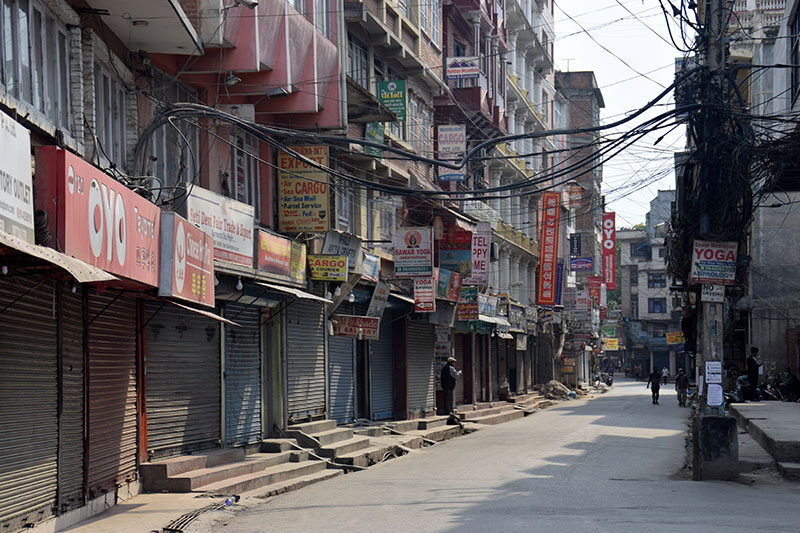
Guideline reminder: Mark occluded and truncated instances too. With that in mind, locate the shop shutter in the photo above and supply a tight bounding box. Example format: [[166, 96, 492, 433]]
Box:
[[406, 321, 435, 415], [369, 317, 394, 420], [86, 292, 138, 497], [0, 278, 58, 531], [145, 302, 221, 459], [328, 336, 355, 423], [453, 333, 465, 406], [286, 299, 326, 419], [59, 284, 84, 511], [490, 337, 499, 400], [224, 303, 261, 446]]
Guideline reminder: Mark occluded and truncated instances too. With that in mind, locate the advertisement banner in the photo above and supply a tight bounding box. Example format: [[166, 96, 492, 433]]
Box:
[[555, 259, 564, 306], [516, 334, 528, 351], [478, 293, 498, 316], [602, 212, 616, 289], [378, 80, 407, 121], [601, 324, 617, 337], [457, 286, 479, 321], [436, 268, 451, 299], [464, 222, 490, 286], [569, 234, 581, 257], [446, 57, 480, 79], [537, 192, 561, 305], [258, 230, 292, 277], [322, 231, 363, 273], [437, 125, 466, 157], [588, 276, 602, 305], [35, 147, 161, 286], [689, 240, 737, 285], [666, 331, 686, 345], [366, 280, 390, 318], [439, 225, 472, 276], [362, 252, 380, 283], [449, 272, 463, 302], [308, 254, 348, 281], [575, 290, 591, 311], [365, 122, 384, 157], [394, 227, 433, 278], [332, 315, 379, 340], [0, 110, 33, 242], [570, 257, 593, 271], [158, 212, 215, 307], [278, 145, 330, 233], [414, 278, 435, 312], [604, 338, 619, 351]]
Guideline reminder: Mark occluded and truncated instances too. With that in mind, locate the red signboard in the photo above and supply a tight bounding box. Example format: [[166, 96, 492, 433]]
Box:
[[35, 146, 160, 286], [159, 212, 215, 307], [332, 315, 379, 340], [588, 276, 602, 305], [258, 230, 292, 277], [537, 192, 561, 305], [602, 212, 616, 290]]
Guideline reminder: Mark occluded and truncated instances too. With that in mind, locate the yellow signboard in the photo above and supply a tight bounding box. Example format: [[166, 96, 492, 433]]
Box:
[[308, 255, 348, 281], [666, 331, 685, 345], [278, 145, 330, 233], [604, 338, 619, 351]]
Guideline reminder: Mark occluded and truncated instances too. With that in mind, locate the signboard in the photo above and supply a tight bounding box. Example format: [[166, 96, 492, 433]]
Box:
[[457, 286, 479, 321], [508, 304, 526, 332], [378, 80, 407, 121], [701, 283, 724, 303], [308, 254, 348, 281], [290, 242, 306, 283], [478, 293, 498, 316], [602, 212, 616, 289], [366, 280, 390, 318], [362, 252, 380, 283], [365, 122, 384, 157], [35, 147, 161, 286], [537, 192, 561, 305], [604, 338, 619, 351], [465, 222, 490, 286], [278, 145, 330, 233], [570, 257, 593, 272], [0, 110, 33, 242], [256, 231, 307, 285], [180, 184, 254, 268], [158, 212, 215, 307], [437, 167, 466, 183], [705, 361, 723, 384], [439, 225, 472, 276], [666, 331, 685, 345], [601, 324, 616, 337], [575, 290, 591, 311], [332, 315, 379, 340], [690, 240, 737, 285], [394, 227, 433, 278], [446, 57, 480, 79], [322, 231, 363, 273], [449, 272, 463, 302], [437, 125, 466, 156], [569, 234, 581, 257], [588, 276, 602, 305], [414, 278, 435, 312], [516, 334, 528, 351]]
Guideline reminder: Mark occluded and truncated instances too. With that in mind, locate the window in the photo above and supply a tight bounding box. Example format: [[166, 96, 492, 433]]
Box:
[[149, 76, 199, 192], [397, 0, 409, 21], [368, 193, 395, 244], [291, 0, 304, 14], [336, 182, 355, 232], [408, 97, 420, 151], [648, 298, 666, 314], [647, 272, 666, 288], [630, 242, 648, 259], [453, 40, 466, 58], [347, 32, 369, 89], [658, 247, 666, 258], [420, 0, 429, 35], [373, 56, 384, 95], [431, 0, 439, 45], [230, 130, 259, 211], [631, 300, 639, 319], [94, 63, 127, 170], [629, 266, 638, 286], [314, 0, 329, 38]]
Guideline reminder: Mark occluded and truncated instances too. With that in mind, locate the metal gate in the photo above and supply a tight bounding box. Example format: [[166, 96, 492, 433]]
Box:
[[0, 278, 58, 531], [328, 336, 355, 423], [369, 317, 394, 420], [224, 303, 261, 446], [59, 284, 84, 511], [145, 302, 221, 458], [407, 321, 435, 415], [286, 299, 326, 419]]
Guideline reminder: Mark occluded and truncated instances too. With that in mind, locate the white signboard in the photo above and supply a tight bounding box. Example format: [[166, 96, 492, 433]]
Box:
[[690, 240, 737, 285], [322, 231, 363, 273], [707, 383, 724, 406], [414, 278, 435, 312], [464, 222, 490, 286], [701, 283, 724, 303], [0, 110, 33, 243], [394, 227, 433, 278], [575, 290, 591, 311], [437, 125, 466, 157], [183, 185, 255, 268], [366, 280, 390, 318], [705, 361, 723, 384]]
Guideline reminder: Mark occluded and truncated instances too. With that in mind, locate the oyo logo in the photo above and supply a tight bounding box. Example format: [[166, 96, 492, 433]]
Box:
[[67, 165, 75, 194], [88, 178, 127, 265], [174, 221, 186, 292], [602, 217, 615, 249]]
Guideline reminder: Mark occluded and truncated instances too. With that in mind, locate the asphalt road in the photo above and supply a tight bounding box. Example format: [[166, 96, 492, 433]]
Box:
[[187, 378, 800, 533]]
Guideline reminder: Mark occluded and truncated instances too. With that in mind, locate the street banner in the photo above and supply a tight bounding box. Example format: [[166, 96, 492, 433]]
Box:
[[457, 286, 479, 321], [394, 227, 433, 278], [332, 315, 379, 340], [602, 212, 616, 289], [570, 257, 593, 271], [604, 338, 619, 351], [0, 110, 33, 242], [159, 212, 215, 307], [308, 255, 348, 281], [537, 192, 561, 305], [666, 331, 685, 345], [449, 271, 463, 302], [366, 281, 391, 319], [439, 225, 472, 276], [465, 222, 490, 286], [414, 278, 435, 312], [278, 145, 330, 233], [690, 240, 737, 285], [588, 276, 602, 305]]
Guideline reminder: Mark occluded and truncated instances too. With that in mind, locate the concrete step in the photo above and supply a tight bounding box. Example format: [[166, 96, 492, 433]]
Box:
[[317, 436, 372, 459], [308, 427, 355, 446], [334, 444, 395, 467], [506, 393, 543, 404], [385, 420, 419, 433], [777, 462, 800, 481], [261, 439, 299, 453], [162, 452, 299, 492], [738, 431, 774, 473], [470, 409, 525, 425], [407, 425, 462, 442], [458, 405, 513, 420], [417, 416, 448, 430], [140, 448, 245, 491], [354, 427, 384, 437], [199, 460, 328, 495], [239, 469, 343, 499], [288, 419, 337, 434]]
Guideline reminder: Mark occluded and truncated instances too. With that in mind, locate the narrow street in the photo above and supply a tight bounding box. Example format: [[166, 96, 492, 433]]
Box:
[[187, 380, 800, 533]]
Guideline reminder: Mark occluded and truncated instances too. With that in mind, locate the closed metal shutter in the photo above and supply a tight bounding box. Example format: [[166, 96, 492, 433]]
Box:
[[286, 299, 326, 419], [490, 337, 499, 400], [145, 302, 221, 459], [224, 303, 261, 446], [0, 278, 58, 531], [369, 317, 393, 420], [86, 292, 138, 497], [407, 321, 434, 415], [59, 284, 84, 511], [453, 333, 464, 406], [328, 336, 355, 423]]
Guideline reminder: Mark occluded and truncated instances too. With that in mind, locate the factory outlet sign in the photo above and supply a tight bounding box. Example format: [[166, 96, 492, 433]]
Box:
[[0, 110, 33, 243]]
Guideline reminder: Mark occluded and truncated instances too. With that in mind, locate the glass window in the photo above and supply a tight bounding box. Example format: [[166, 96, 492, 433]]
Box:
[[420, 0, 428, 34], [94, 63, 127, 170], [373, 55, 384, 95], [658, 247, 666, 258], [453, 39, 466, 57], [648, 298, 666, 314], [431, 0, 439, 45], [647, 272, 666, 288], [629, 266, 638, 286], [291, 0, 304, 14], [314, 0, 329, 38], [347, 32, 369, 89], [792, 12, 800, 103], [230, 130, 259, 211]]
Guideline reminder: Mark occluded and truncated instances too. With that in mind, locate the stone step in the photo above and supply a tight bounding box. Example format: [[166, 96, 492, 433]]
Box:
[[261, 439, 299, 453], [354, 427, 384, 437], [334, 444, 395, 468], [777, 462, 800, 481], [506, 393, 543, 404], [199, 460, 328, 495], [308, 427, 354, 446], [470, 409, 525, 425], [417, 416, 448, 430], [239, 469, 343, 499], [162, 452, 298, 492], [407, 425, 462, 442], [317, 436, 372, 459], [140, 448, 245, 490], [458, 405, 514, 420], [737, 431, 774, 473], [384, 420, 419, 433], [288, 419, 337, 435]]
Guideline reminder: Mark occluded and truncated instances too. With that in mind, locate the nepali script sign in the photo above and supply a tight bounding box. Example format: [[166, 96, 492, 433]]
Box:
[[689, 240, 737, 285]]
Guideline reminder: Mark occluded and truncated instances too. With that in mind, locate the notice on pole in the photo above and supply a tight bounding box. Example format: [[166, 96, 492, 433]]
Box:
[[707, 383, 724, 406], [701, 283, 724, 302], [705, 361, 723, 384]]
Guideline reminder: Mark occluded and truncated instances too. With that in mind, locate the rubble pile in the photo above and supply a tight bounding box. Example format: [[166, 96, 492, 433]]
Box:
[[543, 380, 572, 400]]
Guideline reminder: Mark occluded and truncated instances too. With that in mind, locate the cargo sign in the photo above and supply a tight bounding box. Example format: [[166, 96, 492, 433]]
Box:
[[308, 254, 348, 281], [690, 240, 737, 285], [0, 110, 33, 243], [159, 212, 215, 307], [35, 147, 161, 286], [414, 278, 435, 312], [537, 192, 561, 305], [437, 125, 466, 156], [602, 212, 616, 289], [278, 145, 330, 233], [394, 227, 433, 278], [332, 315, 379, 340]]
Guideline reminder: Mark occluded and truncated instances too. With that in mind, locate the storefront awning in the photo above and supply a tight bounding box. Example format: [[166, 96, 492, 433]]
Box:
[[164, 299, 240, 327], [497, 332, 514, 340], [0, 231, 117, 284], [389, 292, 415, 305], [478, 314, 511, 327], [255, 282, 333, 304]]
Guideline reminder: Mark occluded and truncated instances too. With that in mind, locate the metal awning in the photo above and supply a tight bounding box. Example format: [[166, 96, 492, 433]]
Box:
[[478, 314, 511, 327], [255, 282, 333, 303], [0, 231, 117, 284], [164, 299, 240, 327], [389, 292, 415, 304], [497, 332, 514, 340]]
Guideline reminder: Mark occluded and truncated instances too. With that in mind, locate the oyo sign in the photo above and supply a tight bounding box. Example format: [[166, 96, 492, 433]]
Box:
[[601, 213, 616, 290], [159, 212, 215, 307], [35, 147, 161, 286]]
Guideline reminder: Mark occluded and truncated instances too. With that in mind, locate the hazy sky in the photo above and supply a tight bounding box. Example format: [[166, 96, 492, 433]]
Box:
[[553, 0, 686, 228]]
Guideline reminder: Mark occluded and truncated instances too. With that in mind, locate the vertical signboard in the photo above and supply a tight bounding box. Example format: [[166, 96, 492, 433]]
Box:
[[378, 80, 407, 121], [365, 122, 385, 158], [0, 110, 33, 242], [414, 278, 435, 312], [569, 234, 581, 257], [464, 222, 490, 286], [278, 145, 330, 233], [537, 192, 561, 305], [588, 276, 602, 305], [159, 212, 215, 307], [602, 212, 616, 290], [366, 280, 391, 318], [439, 225, 472, 276], [393, 227, 433, 278]]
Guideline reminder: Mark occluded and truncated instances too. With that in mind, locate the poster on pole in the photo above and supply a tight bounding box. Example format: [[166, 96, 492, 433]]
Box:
[[602, 212, 616, 289], [690, 240, 737, 285], [394, 227, 433, 278]]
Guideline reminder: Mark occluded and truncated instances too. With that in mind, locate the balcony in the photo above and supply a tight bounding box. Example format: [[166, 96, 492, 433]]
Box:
[[437, 69, 506, 134]]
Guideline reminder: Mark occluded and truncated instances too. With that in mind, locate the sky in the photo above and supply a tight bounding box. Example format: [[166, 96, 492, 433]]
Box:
[[553, 0, 687, 228]]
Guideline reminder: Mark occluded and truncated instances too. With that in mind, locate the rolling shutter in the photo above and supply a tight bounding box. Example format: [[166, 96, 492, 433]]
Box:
[[286, 299, 326, 419], [453, 333, 464, 406], [407, 321, 435, 416], [328, 336, 355, 423], [490, 337, 499, 400], [369, 317, 393, 420], [224, 303, 261, 446], [59, 284, 84, 511]]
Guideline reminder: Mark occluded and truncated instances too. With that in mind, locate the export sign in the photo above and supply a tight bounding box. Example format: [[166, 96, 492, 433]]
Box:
[[602, 212, 616, 289], [414, 278, 435, 312], [308, 254, 348, 281], [0, 110, 33, 242], [689, 240, 737, 285], [159, 212, 215, 307], [537, 192, 561, 305], [332, 315, 379, 340], [394, 227, 433, 278], [278, 145, 330, 233], [35, 147, 161, 286]]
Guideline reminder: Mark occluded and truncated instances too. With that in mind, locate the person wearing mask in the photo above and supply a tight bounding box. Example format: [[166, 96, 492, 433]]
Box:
[[646, 367, 662, 405], [675, 368, 690, 407]]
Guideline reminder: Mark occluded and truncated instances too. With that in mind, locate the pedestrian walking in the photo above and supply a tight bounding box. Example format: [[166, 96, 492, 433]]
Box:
[[746, 347, 762, 400], [675, 368, 690, 407], [646, 367, 661, 404], [440, 356, 461, 415], [661, 367, 669, 385], [634, 363, 641, 381]]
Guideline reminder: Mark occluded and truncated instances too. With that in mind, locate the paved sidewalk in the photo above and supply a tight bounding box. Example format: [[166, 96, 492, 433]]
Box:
[[729, 402, 800, 465]]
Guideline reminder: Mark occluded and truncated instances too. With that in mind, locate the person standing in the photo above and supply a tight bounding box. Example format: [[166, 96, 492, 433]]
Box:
[[646, 367, 662, 404], [675, 368, 690, 407], [746, 347, 762, 400], [661, 366, 669, 385], [440, 357, 461, 415]]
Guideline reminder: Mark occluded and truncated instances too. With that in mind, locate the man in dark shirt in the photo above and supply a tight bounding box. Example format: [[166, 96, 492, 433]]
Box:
[[646, 367, 662, 405], [675, 368, 690, 407], [746, 348, 761, 400], [440, 357, 461, 415]]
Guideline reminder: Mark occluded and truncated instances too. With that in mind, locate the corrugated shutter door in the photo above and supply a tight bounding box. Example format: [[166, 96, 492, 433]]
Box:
[[453, 333, 464, 405], [406, 321, 434, 415], [369, 318, 393, 420], [146, 302, 221, 458], [224, 303, 261, 446], [60, 285, 84, 511], [328, 336, 354, 423], [491, 338, 499, 400], [286, 299, 326, 419], [87, 292, 138, 496], [0, 278, 58, 531]]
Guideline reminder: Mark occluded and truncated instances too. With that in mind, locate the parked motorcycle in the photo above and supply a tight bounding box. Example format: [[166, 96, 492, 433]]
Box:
[[604, 373, 614, 386]]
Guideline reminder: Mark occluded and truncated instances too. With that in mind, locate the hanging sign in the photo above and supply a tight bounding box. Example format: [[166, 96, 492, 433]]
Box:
[[414, 277, 436, 312], [278, 145, 330, 233], [588, 276, 602, 305], [569, 234, 581, 257], [332, 315, 379, 340], [394, 227, 433, 278], [690, 240, 737, 285], [478, 293, 498, 316], [602, 212, 616, 289], [570, 257, 593, 272], [308, 254, 348, 281], [667, 331, 686, 345], [365, 122, 384, 158], [446, 57, 480, 79], [449, 272, 463, 302], [440, 224, 473, 276], [158, 212, 215, 307], [366, 280, 391, 318], [362, 252, 380, 283], [322, 231, 363, 273], [0, 110, 33, 243], [457, 286, 479, 321], [378, 80, 407, 121], [437, 125, 466, 157], [464, 222, 490, 286], [537, 192, 561, 305], [604, 338, 619, 351]]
